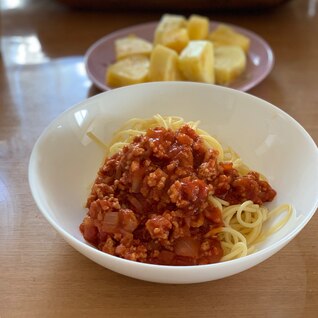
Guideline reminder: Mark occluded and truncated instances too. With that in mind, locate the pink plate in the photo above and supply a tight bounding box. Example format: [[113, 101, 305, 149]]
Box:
[[85, 21, 274, 92]]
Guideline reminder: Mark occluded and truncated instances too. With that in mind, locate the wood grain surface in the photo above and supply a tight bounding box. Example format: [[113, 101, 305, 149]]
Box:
[[1, 0, 317, 317]]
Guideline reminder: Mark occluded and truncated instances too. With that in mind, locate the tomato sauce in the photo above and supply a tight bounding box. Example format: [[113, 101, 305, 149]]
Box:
[[80, 125, 276, 265]]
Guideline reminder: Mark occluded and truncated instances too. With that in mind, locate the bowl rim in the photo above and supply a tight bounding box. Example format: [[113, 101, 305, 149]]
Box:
[[28, 81, 318, 271]]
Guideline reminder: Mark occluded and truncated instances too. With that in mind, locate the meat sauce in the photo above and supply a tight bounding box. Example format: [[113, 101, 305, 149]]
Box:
[[80, 125, 276, 265]]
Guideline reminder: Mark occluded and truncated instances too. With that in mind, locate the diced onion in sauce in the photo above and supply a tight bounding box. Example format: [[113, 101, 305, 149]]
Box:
[[174, 237, 200, 258]]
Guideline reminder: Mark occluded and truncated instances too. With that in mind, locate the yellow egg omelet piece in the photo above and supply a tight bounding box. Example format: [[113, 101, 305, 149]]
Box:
[[209, 24, 250, 53], [115, 35, 153, 60], [187, 14, 209, 40], [154, 14, 187, 43], [160, 28, 189, 53], [154, 14, 189, 53], [178, 40, 215, 83], [149, 44, 184, 81], [106, 55, 150, 87], [214, 45, 246, 85]]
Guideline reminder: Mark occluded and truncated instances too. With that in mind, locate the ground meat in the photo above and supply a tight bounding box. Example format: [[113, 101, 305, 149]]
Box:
[[80, 125, 276, 265], [168, 178, 208, 213], [221, 171, 276, 205], [145, 215, 172, 240]]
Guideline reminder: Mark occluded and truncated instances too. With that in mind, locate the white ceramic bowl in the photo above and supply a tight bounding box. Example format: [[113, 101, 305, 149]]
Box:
[[29, 82, 318, 284]]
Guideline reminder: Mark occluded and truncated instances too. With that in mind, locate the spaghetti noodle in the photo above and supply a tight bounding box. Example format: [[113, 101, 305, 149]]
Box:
[[81, 115, 292, 264]]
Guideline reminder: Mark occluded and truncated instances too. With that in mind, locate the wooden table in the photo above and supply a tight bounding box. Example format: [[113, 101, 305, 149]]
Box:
[[1, 0, 317, 317]]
